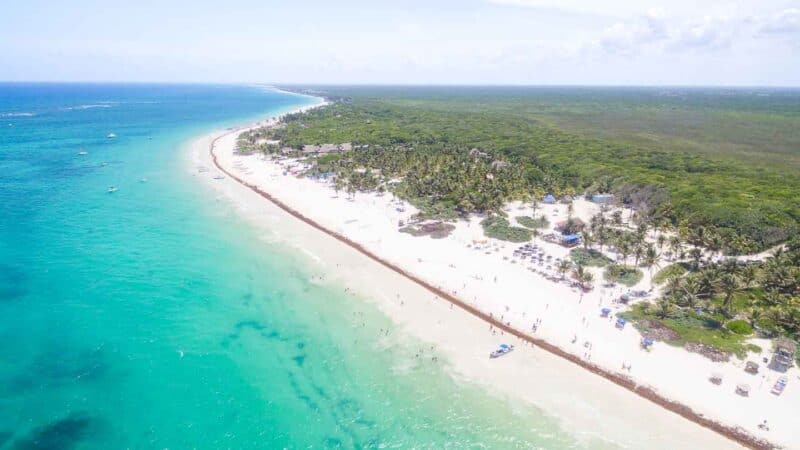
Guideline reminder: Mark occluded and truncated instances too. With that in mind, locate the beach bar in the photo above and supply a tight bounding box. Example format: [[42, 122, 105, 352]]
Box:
[[591, 193, 615, 204]]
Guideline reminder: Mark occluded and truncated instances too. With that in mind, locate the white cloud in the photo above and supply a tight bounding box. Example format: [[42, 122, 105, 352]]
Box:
[[759, 8, 800, 34], [584, 9, 744, 56], [669, 16, 734, 51], [597, 9, 668, 54]]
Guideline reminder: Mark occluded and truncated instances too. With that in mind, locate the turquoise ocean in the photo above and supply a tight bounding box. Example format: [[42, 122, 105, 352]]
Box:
[[0, 84, 593, 449]]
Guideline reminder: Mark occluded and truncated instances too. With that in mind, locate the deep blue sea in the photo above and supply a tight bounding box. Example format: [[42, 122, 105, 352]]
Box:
[[0, 83, 587, 449]]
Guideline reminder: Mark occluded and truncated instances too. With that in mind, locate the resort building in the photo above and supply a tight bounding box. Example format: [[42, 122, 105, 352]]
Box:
[[591, 193, 615, 204]]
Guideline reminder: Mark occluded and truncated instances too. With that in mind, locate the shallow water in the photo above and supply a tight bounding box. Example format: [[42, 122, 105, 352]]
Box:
[[0, 83, 607, 449]]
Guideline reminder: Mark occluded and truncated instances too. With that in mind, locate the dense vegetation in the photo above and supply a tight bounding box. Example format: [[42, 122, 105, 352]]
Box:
[[604, 264, 644, 287], [480, 217, 532, 243], [623, 238, 800, 357], [269, 86, 800, 254], [569, 248, 612, 267], [246, 86, 799, 357], [516, 215, 549, 229]]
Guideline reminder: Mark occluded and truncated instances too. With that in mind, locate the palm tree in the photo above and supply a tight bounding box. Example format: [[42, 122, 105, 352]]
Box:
[[655, 296, 675, 319], [633, 244, 645, 268], [689, 247, 703, 270], [697, 270, 718, 299], [618, 240, 631, 265], [747, 306, 762, 329], [707, 234, 724, 262], [643, 245, 660, 278], [668, 235, 683, 261], [612, 210, 623, 226], [557, 259, 572, 280], [718, 273, 740, 316], [582, 232, 594, 251], [572, 264, 594, 290], [596, 228, 608, 253], [681, 276, 701, 309], [657, 234, 667, 253]]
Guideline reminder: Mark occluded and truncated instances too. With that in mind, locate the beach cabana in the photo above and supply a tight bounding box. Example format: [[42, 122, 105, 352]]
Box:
[[615, 318, 626, 329], [601, 307, 611, 317], [561, 234, 581, 247], [771, 338, 796, 372], [641, 338, 654, 350], [745, 361, 759, 374], [543, 194, 556, 204], [709, 373, 723, 385]]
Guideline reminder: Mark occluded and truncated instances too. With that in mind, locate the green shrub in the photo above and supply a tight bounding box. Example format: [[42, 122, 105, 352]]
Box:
[[570, 248, 612, 267], [725, 320, 753, 335], [604, 264, 643, 287], [652, 264, 688, 284], [481, 217, 532, 242], [746, 343, 763, 354], [516, 215, 549, 229]]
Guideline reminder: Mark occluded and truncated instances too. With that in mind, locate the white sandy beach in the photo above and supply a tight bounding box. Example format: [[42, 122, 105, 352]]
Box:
[[187, 102, 799, 450]]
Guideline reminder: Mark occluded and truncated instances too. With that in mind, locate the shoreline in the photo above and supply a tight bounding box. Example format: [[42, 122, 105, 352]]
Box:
[[192, 100, 781, 450]]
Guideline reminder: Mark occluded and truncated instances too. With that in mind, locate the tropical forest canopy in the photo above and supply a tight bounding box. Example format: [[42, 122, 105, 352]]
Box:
[[267, 86, 800, 255]]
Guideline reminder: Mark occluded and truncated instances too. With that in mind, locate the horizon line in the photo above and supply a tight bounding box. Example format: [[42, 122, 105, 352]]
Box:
[[2, 80, 800, 89]]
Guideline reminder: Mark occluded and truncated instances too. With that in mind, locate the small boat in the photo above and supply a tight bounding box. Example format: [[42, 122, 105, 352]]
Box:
[[78, 148, 88, 155], [107, 133, 117, 139], [213, 175, 225, 180], [490, 344, 514, 359], [107, 186, 118, 193]]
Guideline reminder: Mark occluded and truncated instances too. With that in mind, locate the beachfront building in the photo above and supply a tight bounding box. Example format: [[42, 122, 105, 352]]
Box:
[[542, 232, 582, 247], [302, 142, 352, 155], [555, 218, 585, 234], [561, 234, 581, 247], [771, 339, 796, 372], [591, 193, 615, 204]]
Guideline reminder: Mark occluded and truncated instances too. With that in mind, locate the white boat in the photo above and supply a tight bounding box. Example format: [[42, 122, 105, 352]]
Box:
[[107, 133, 117, 139], [107, 186, 118, 193], [78, 148, 88, 155], [213, 175, 225, 180], [490, 344, 514, 359]]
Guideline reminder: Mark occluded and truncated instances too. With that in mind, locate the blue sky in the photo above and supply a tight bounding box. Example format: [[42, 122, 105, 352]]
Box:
[[1, 0, 798, 85]]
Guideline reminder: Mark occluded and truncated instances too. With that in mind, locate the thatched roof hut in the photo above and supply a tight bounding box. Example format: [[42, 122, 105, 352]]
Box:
[[555, 218, 585, 234]]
